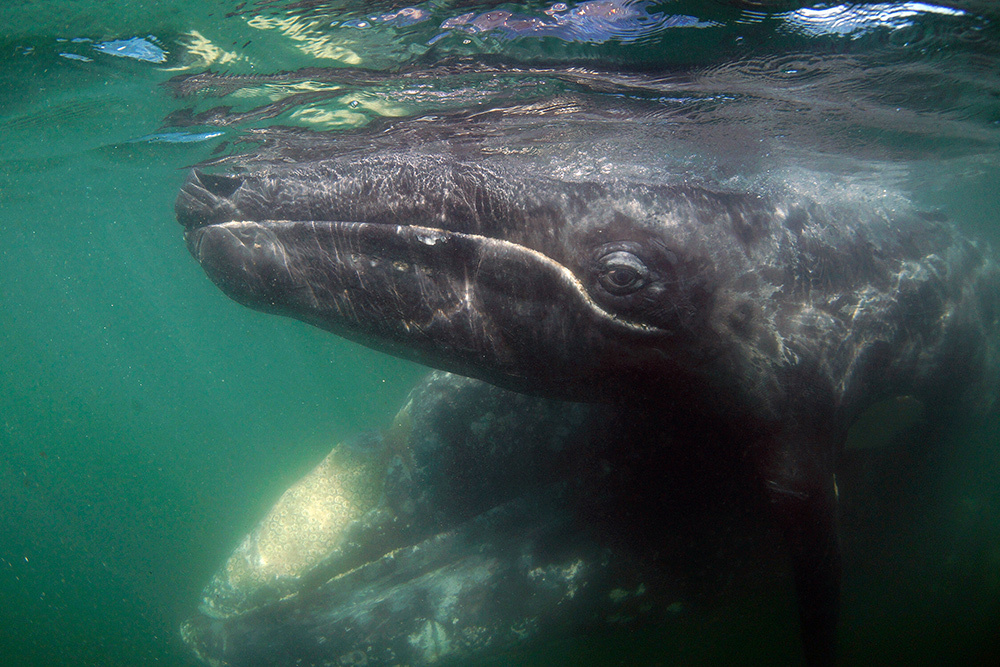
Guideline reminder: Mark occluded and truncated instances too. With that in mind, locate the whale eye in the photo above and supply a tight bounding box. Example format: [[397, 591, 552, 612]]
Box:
[[597, 250, 648, 295]]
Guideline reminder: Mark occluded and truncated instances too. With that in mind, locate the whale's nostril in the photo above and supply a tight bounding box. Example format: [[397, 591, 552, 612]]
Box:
[[195, 170, 244, 198], [176, 169, 243, 229]]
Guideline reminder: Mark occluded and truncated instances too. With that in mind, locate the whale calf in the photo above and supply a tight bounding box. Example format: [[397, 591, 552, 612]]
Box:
[[176, 98, 999, 664], [181, 370, 811, 666]]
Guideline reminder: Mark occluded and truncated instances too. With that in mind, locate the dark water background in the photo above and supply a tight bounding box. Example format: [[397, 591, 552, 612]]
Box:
[[1, 1, 999, 665]]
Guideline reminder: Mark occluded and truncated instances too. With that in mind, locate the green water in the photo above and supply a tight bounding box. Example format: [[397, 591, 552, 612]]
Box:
[[1, 2, 999, 665], [1, 5, 424, 665]]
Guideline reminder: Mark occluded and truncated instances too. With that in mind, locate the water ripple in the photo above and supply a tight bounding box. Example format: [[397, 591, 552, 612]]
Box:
[[427, 1, 712, 45], [781, 2, 968, 39]]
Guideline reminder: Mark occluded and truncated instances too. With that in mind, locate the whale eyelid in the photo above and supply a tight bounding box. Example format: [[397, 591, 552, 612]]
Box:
[[596, 250, 649, 295]]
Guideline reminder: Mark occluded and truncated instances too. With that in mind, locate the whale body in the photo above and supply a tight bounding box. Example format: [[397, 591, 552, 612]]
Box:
[[176, 100, 999, 665]]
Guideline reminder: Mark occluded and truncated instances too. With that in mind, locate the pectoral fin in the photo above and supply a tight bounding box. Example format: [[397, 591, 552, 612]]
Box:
[[759, 439, 841, 667]]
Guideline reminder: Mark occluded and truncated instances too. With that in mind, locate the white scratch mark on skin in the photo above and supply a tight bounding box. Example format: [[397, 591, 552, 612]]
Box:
[[765, 479, 809, 500], [462, 272, 473, 311]]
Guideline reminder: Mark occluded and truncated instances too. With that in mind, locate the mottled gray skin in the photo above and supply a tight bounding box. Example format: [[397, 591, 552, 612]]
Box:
[[181, 371, 786, 667], [176, 106, 999, 665]]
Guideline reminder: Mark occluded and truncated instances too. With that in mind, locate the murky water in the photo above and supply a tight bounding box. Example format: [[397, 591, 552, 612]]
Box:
[[1, 2, 999, 665]]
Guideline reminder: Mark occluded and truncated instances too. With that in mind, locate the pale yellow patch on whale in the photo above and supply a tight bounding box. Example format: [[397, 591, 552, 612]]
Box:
[[202, 403, 413, 617]]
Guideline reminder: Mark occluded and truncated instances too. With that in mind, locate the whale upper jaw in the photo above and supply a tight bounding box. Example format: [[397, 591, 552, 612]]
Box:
[[175, 163, 684, 403]]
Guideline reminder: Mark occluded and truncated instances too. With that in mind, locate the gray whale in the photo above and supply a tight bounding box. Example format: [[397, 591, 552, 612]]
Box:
[[176, 99, 1000, 665]]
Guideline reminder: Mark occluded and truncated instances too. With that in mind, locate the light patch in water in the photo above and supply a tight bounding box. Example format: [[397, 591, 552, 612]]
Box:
[[339, 94, 409, 118], [784, 2, 967, 39], [167, 30, 246, 71], [290, 107, 368, 128], [247, 15, 362, 64]]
